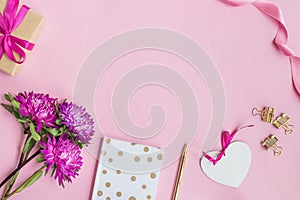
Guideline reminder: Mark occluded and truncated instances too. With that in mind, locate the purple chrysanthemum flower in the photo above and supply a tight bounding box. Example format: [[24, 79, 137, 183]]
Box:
[[14, 92, 57, 132], [58, 102, 95, 144], [40, 134, 83, 186]]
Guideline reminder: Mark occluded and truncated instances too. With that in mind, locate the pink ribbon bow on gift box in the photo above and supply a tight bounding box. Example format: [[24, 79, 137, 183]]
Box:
[[0, 0, 34, 64], [219, 0, 300, 98]]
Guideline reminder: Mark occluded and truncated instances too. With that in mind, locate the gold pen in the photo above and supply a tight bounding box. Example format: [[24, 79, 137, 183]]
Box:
[[172, 144, 188, 200]]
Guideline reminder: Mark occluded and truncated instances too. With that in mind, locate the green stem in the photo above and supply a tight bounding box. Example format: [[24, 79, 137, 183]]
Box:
[[19, 134, 30, 165], [0, 149, 41, 189], [3, 166, 46, 200], [0, 134, 31, 197], [1, 172, 19, 200]]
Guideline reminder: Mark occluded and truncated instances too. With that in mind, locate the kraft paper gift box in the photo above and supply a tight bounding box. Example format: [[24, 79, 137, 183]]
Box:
[[0, 0, 44, 75]]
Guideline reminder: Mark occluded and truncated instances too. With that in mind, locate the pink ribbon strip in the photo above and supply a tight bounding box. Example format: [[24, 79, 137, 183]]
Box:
[[220, 0, 300, 97], [0, 0, 34, 64], [203, 125, 253, 165]]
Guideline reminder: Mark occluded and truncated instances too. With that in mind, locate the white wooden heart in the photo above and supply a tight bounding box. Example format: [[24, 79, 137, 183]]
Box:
[[200, 142, 251, 188]]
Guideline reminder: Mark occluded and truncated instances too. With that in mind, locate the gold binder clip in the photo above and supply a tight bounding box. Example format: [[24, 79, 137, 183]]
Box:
[[273, 114, 294, 135], [262, 135, 282, 156], [252, 107, 275, 123]]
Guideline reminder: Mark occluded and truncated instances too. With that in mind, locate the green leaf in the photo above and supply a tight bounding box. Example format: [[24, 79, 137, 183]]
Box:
[[71, 132, 77, 137], [3, 171, 20, 196], [37, 157, 44, 163], [75, 140, 83, 149], [4, 93, 14, 102], [39, 129, 46, 136], [1, 103, 24, 121], [17, 118, 28, 123], [23, 136, 33, 153], [4, 93, 21, 110], [14, 167, 44, 194], [29, 123, 41, 141], [44, 127, 59, 136], [11, 100, 20, 109], [4, 94, 10, 101], [55, 101, 59, 113], [1, 103, 14, 114], [26, 139, 36, 158], [55, 119, 62, 125], [56, 127, 66, 137], [56, 132, 63, 137], [51, 167, 56, 177], [58, 126, 67, 135]]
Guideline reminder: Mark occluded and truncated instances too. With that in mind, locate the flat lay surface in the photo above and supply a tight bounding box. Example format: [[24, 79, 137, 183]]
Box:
[[0, 0, 300, 199]]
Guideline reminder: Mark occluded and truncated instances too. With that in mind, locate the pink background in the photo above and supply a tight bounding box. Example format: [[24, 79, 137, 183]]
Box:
[[1, 0, 300, 199]]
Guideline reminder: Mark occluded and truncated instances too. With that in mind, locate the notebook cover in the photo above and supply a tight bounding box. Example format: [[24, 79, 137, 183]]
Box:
[[91, 138, 164, 200]]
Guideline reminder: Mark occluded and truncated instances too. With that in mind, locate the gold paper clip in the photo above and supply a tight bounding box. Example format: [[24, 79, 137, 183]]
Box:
[[273, 114, 294, 135], [262, 135, 282, 156], [252, 107, 275, 123]]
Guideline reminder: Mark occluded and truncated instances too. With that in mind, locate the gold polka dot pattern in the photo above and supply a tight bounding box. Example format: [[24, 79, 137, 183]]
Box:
[[93, 138, 163, 199]]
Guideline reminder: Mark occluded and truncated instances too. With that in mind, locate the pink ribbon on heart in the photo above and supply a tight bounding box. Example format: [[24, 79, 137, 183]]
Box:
[[203, 125, 254, 165], [220, 0, 300, 97], [0, 0, 34, 64]]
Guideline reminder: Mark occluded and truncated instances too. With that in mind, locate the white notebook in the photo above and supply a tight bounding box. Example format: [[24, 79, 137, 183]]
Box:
[[91, 138, 163, 200]]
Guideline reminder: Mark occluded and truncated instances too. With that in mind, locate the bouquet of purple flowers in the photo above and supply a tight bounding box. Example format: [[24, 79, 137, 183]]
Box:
[[0, 92, 95, 199]]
